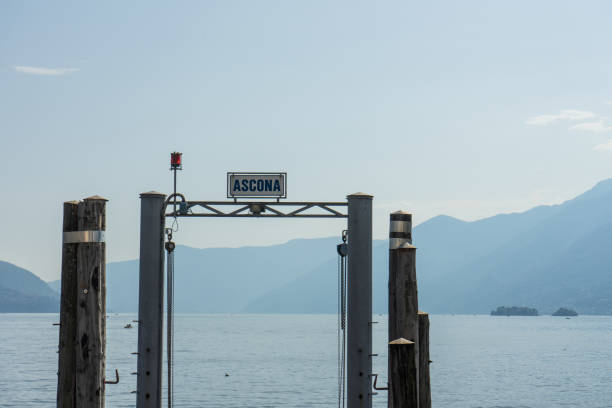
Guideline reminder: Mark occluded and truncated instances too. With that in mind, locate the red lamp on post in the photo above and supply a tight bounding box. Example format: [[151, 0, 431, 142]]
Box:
[[170, 152, 182, 213], [170, 152, 182, 170]]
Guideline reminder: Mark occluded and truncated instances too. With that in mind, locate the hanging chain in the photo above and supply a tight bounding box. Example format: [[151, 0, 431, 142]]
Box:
[[337, 230, 348, 408], [337, 255, 342, 408], [165, 228, 175, 408]]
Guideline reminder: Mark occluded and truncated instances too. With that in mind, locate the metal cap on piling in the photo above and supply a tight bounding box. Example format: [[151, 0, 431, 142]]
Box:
[[389, 210, 414, 249], [139, 191, 166, 198]]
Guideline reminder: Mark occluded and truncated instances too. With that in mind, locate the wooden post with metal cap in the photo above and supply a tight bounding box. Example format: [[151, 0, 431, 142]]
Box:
[[57, 196, 109, 407], [388, 338, 418, 408], [388, 210, 419, 407]]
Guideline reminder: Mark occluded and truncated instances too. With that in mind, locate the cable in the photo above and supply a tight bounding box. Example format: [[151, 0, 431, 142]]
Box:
[[340, 253, 346, 408], [337, 255, 342, 408], [165, 232, 176, 408], [337, 233, 348, 408]]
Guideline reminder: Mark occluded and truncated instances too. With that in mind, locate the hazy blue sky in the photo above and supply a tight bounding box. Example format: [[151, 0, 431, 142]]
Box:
[[2, 1, 612, 281]]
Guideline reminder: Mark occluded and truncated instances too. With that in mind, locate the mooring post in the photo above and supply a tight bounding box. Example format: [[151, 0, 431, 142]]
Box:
[[136, 192, 166, 408], [388, 211, 418, 407], [57, 201, 79, 408], [75, 196, 107, 407], [418, 311, 431, 408], [388, 338, 418, 408], [347, 192, 373, 408]]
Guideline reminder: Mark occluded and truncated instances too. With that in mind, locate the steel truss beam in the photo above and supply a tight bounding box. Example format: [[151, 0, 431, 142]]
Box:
[[165, 201, 348, 218]]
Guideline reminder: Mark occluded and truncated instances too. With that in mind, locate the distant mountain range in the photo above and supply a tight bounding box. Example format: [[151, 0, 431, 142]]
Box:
[[415, 179, 612, 315], [234, 179, 612, 315], [5, 179, 612, 314], [0, 261, 58, 312]]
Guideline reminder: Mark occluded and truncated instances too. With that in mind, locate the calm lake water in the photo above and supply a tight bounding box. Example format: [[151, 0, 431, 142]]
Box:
[[1, 314, 611, 407]]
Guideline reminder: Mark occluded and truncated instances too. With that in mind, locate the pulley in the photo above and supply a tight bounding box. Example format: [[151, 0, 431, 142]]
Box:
[[337, 230, 348, 257]]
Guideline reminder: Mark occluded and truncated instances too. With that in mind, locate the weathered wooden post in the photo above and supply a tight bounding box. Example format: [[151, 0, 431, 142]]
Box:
[[58, 201, 79, 408], [418, 312, 431, 408], [388, 338, 418, 408], [388, 211, 418, 407], [76, 196, 107, 407], [58, 196, 108, 408]]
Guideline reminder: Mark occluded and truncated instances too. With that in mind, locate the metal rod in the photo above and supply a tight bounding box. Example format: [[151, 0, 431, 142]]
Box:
[[372, 374, 388, 391], [320, 205, 345, 216], [173, 170, 177, 216], [200, 204, 225, 215], [166, 248, 174, 408], [287, 203, 314, 216], [228, 205, 250, 215]]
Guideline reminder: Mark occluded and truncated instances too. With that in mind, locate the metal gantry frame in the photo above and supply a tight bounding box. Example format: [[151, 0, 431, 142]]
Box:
[[136, 192, 373, 408], [167, 198, 349, 218]]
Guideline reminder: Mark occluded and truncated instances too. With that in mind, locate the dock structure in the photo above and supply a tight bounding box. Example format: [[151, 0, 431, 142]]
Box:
[[136, 187, 374, 408], [55, 190, 433, 408]]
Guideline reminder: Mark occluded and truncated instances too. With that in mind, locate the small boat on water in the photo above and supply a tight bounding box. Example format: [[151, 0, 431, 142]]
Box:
[[124, 324, 133, 329]]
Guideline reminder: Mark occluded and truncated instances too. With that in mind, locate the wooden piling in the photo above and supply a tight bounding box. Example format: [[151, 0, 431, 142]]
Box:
[[389, 338, 418, 408], [75, 196, 107, 408], [388, 211, 418, 341], [418, 311, 431, 408], [57, 201, 79, 408], [388, 211, 419, 407], [388, 245, 418, 340]]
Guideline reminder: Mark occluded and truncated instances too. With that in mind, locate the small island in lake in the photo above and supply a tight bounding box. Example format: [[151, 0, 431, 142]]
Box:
[[552, 307, 578, 316], [491, 306, 539, 316]]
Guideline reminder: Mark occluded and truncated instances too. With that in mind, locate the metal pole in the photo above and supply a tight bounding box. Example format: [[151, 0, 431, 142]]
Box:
[[347, 192, 373, 408], [173, 169, 177, 214], [137, 191, 166, 408]]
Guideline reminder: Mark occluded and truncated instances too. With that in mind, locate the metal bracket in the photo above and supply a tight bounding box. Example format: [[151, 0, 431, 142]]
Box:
[[105, 369, 120, 385], [371, 374, 388, 391]]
